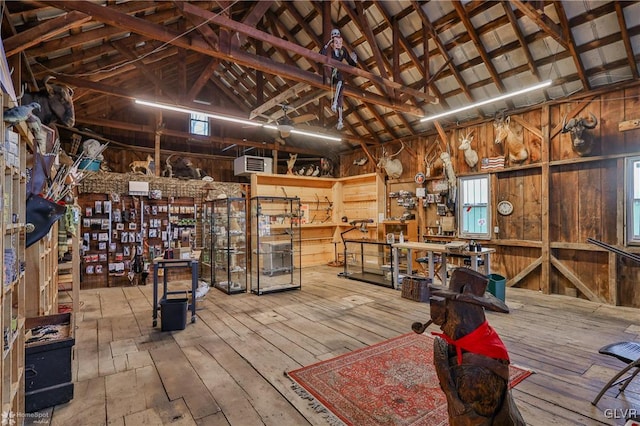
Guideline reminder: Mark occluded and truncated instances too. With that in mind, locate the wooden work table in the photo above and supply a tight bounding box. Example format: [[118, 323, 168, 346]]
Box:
[[391, 242, 495, 287]]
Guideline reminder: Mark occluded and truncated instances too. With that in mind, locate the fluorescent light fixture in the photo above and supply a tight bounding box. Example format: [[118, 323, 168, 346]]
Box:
[[135, 99, 341, 142], [263, 124, 342, 142], [420, 80, 552, 123]]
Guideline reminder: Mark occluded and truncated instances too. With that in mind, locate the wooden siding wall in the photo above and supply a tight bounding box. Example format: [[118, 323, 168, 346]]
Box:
[[341, 88, 640, 308]]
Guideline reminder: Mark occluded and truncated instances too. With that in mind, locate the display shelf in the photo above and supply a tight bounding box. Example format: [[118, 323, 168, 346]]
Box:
[[1, 90, 27, 416], [250, 196, 301, 295], [211, 197, 247, 294], [25, 223, 58, 317], [79, 193, 112, 288], [168, 197, 197, 247], [341, 239, 394, 288], [58, 211, 80, 321], [199, 203, 213, 285]]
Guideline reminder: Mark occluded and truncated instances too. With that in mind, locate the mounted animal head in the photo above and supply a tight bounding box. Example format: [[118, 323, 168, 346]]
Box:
[[458, 130, 478, 168], [21, 76, 75, 127], [493, 114, 528, 164], [561, 113, 598, 157], [320, 157, 334, 177], [376, 142, 405, 179]]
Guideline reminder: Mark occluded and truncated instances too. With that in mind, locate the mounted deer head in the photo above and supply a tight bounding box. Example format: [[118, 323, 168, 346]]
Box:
[[561, 113, 598, 157], [376, 142, 405, 179], [458, 130, 478, 168], [493, 114, 528, 164]]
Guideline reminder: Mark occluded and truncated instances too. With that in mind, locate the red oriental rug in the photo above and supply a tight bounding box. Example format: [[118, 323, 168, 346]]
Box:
[[287, 333, 532, 426]]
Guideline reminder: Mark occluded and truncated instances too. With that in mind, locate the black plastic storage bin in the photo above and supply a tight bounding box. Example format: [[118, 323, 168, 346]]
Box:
[[160, 297, 188, 331], [25, 313, 75, 412]]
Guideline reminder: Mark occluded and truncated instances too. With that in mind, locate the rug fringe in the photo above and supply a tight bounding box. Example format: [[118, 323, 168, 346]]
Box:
[[287, 374, 345, 426]]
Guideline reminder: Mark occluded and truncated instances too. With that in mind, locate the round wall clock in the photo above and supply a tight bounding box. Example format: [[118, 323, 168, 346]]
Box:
[[497, 200, 514, 216]]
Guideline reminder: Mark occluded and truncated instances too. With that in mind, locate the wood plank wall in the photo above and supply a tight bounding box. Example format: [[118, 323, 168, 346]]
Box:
[[341, 88, 640, 308]]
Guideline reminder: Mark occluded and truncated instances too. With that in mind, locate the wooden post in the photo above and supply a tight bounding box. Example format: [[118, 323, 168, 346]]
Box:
[[540, 104, 550, 294]]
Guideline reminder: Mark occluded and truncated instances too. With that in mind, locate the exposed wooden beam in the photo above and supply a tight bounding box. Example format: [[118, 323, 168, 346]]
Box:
[[550, 254, 605, 303], [250, 82, 309, 120], [187, 58, 219, 101], [4, 10, 92, 57], [177, 2, 435, 104], [553, 1, 590, 90], [231, 1, 274, 48], [510, 0, 568, 50], [614, 1, 639, 80], [43, 0, 423, 117]]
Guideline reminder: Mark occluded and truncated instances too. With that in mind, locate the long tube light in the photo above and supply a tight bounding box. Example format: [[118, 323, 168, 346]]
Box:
[[135, 99, 341, 142], [420, 80, 552, 123]]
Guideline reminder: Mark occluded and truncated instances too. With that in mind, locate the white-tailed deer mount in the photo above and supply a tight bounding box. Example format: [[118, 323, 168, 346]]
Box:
[[377, 142, 405, 179], [561, 113, 598, 157], [458, 131, 479, 168], [493, 115, 528, 164]]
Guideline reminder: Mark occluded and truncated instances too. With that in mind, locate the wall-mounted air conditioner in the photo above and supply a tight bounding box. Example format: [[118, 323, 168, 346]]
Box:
[[233, 155, 273, 176]]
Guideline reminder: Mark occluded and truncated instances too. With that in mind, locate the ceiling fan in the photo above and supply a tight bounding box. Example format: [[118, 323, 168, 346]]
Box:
[[274, 104, 316, 138]]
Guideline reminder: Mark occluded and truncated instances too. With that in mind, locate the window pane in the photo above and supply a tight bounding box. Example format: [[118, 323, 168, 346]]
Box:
[[190, 113, 209, 136], [626, 157, 640, 244], [459, 175, 490, 239]]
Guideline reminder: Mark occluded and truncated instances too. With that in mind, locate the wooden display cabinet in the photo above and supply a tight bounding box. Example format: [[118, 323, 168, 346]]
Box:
[[251, 173, 385, 267]]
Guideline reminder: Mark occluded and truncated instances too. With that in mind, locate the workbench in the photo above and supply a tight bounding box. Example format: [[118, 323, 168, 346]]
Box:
[[391, 242, 495, 287], [152, 250, 201, 327]]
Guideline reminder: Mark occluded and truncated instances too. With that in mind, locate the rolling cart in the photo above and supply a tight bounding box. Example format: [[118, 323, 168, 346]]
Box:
[[152, 250, 201, 327]]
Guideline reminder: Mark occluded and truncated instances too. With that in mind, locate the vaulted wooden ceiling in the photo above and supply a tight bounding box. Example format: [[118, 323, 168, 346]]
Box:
[[3, 1, 639, 159]]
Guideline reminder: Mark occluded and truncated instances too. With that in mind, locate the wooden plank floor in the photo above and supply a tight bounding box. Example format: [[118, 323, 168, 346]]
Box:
[[27, 265, 640, 425]]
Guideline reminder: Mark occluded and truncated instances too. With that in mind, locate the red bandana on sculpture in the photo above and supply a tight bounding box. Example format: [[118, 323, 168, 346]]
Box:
[[433, 320, 509, 365]]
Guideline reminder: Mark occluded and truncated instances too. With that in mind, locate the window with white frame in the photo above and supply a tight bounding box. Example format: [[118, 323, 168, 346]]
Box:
[[190, 113, 209, 136], [458, 175, 490, 239], [626, 156, 640, 245]]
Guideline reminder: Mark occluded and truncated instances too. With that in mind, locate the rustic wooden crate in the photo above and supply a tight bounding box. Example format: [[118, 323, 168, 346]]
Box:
[[401, 276, 431, 302]]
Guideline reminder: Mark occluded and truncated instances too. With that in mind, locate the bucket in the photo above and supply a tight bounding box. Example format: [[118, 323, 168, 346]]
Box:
[[160, 297, 188, 331], [79, 159, 101, 171], [487, 273, 506, 302]]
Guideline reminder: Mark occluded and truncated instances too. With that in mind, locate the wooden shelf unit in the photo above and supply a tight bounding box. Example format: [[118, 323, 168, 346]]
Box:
[[25, 222, 59, 318], [58, 223, 80, 323], [1, 95, 27, 416], [251, 173, 385, 267]]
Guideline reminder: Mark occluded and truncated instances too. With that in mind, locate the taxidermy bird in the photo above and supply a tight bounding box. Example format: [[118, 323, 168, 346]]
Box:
[[297, 166, 306, 176], [311, 165, 320, 177], [305, 165, 315, 176], [3, 102, 41, 124], [353, 157, 368, 166]]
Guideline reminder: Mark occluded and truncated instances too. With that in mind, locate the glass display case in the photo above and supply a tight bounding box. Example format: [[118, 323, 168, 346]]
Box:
[[211, 197, 247, 294], [200, 202, 213, 285], [250, 196, 301, 295], [342, 240, 394, 288]]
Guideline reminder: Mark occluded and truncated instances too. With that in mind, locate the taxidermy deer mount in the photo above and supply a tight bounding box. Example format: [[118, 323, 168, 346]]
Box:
[[376, 141, 405, 179], [458, 130, 479, 169]]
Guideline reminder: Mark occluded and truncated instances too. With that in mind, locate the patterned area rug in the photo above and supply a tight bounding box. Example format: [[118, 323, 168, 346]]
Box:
[[288, 333, 532, 426]]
